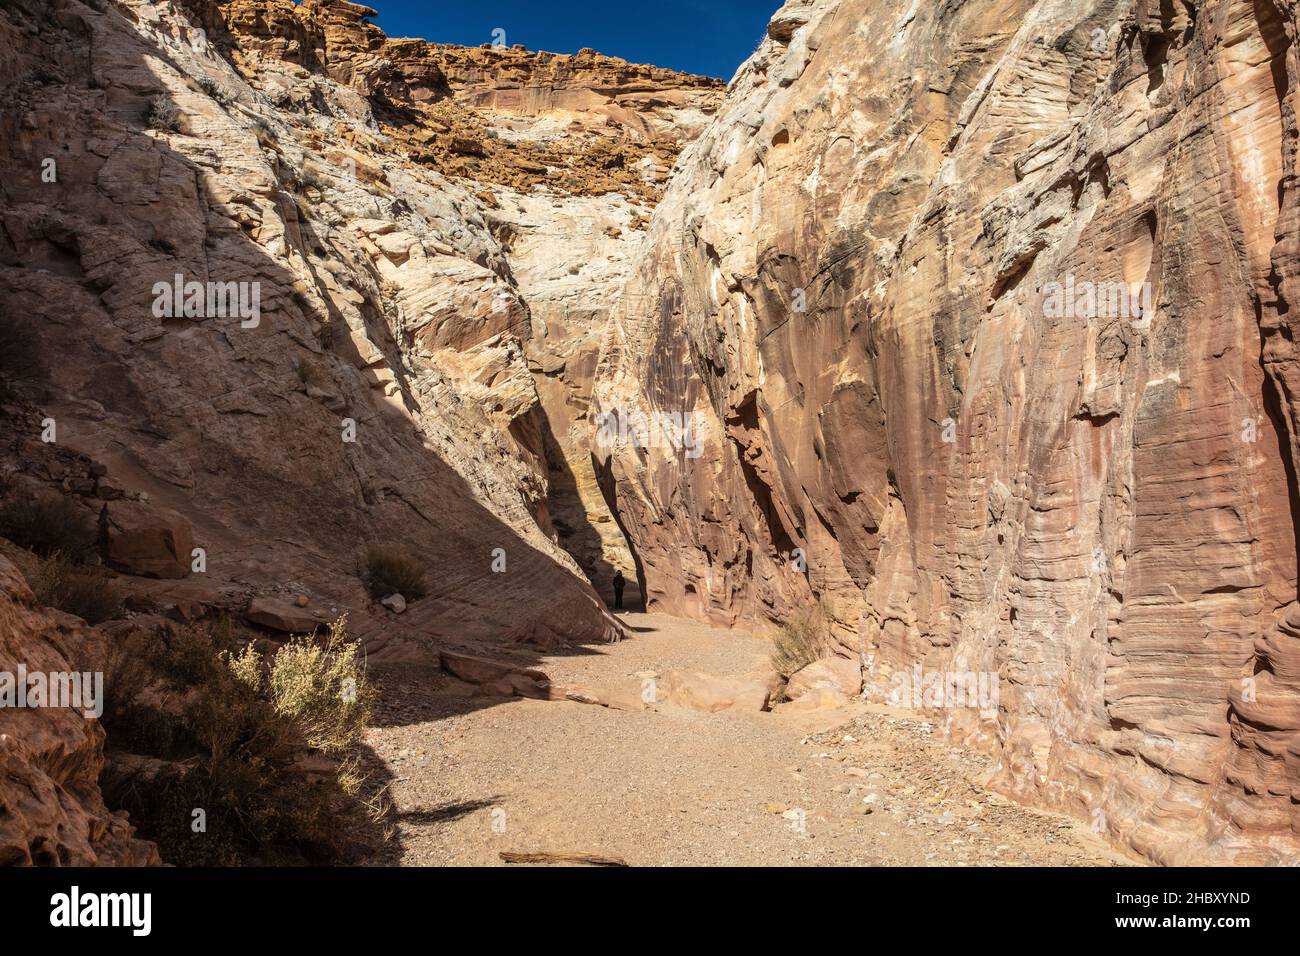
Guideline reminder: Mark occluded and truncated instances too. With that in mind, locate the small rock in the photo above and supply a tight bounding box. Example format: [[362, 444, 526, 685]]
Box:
[[95, 476, 126, 500], [244, 595, 330, 634], [381, 593, 407, 614]]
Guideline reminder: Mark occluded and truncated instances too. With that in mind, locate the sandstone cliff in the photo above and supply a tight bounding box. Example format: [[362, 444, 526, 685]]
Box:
[[7, 0, 1295, 870], [594, 0, 1300, 864]]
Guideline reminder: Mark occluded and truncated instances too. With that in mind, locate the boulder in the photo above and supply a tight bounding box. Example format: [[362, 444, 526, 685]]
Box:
[[0, 555, 159, 865], [666, 670, 771, 713], [103, 499, 194, 579], [767, 8, 812, 43], [506, 672, 550, 699], [439, 650, 548, 686], [543, 683, 645, 710], [474, 680, 515, 698], [243, 595, 330, 634], [784, 657, 863, 701], [546, 684, 602, 705]]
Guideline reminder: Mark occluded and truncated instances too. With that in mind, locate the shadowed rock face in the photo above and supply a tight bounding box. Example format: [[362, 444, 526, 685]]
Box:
[[0, 556, 159, 865], [0, 0, 632, 653], [192, 0, 718, 604], [594, 0, 1300, 863]]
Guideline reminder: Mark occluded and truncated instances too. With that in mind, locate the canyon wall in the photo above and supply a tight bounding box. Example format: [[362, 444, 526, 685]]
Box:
[[594, 0, 1300, 863], [2, 0, 720, 652]]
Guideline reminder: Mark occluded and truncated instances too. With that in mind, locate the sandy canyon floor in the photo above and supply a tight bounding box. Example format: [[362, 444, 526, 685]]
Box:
[[362, 614, 1138, 867]]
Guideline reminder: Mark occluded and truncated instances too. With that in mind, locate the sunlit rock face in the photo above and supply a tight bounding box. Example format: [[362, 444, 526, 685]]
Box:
[[595, 0, 1300, 864], [193, 0, 723, 604]]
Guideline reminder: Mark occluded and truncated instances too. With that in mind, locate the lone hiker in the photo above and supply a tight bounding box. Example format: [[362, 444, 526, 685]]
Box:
[[612, 569, 626, 611]]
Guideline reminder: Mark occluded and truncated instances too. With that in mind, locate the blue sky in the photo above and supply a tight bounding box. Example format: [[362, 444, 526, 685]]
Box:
[[361, 0, 781, 79]]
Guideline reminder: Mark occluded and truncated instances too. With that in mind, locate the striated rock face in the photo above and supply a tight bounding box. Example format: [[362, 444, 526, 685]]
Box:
[[0, 556, 158, 865], [191, 0, 719, 602], [595, 0, 1300, 863]]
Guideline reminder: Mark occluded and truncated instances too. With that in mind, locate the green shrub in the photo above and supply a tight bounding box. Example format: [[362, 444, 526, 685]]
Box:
[[0, 496, 97, 558], [31, 553, 123, 624], [100, 618, 386, 866], [771, 604, 829, 678], [362, 544, 427, 601]]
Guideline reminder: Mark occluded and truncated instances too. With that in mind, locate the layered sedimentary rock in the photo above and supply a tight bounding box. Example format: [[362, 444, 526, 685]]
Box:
[[196, 0, 720, 602], [183, 0, 722, 197], [595, 0, 1300, 863], [1, 0, 607, 652]]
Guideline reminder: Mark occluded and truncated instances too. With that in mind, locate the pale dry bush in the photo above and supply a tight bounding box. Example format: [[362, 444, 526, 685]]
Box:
[[246, 618, 376, 754], [101, 618, 384, 865], [771, 602, 831, 678]]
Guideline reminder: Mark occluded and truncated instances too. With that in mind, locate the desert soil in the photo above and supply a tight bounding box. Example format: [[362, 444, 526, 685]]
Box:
[[363, 612, 1138, 866]]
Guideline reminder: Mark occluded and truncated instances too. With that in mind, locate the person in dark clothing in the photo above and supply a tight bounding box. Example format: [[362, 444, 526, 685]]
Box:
[[612, 570, 625, 611]]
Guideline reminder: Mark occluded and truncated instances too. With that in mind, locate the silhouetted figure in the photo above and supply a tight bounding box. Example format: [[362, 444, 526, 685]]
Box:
[[612, 570, 625, 611]]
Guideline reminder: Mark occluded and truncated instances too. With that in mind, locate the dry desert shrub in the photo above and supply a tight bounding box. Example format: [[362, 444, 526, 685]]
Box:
[[100, 618, 385, 865], [771, 603, 830, 678], [31, 553, 123, 625], [361, 544, 427, 601], [145, 95, 180, 132], [0, 495, 97, 559]]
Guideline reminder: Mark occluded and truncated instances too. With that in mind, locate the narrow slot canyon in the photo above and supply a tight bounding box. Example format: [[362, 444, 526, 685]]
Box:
[[1, 0, 1299, 880]]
